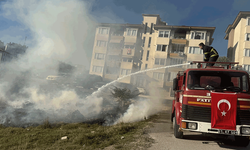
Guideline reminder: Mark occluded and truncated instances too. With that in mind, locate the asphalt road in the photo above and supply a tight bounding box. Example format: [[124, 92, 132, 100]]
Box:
[[147, 103, 250, 150]]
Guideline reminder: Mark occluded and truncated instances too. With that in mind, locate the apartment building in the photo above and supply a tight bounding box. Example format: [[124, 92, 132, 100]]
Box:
[[89, 14, 215, 99], [225, 11, 250, 73]]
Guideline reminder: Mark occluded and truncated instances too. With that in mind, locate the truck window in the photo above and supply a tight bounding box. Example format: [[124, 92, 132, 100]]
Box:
[[242, 75, 249, 92], [187, 71, 249, 92], [232, 77, 240, 87], [183, 73, 186, 85], [200, 76, 221, 88]]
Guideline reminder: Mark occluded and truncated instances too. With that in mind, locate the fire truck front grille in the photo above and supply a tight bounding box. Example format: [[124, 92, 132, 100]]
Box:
[[181, 104, 250, 125], [237, 110, 250, 125], [181, 104, 211, 122]]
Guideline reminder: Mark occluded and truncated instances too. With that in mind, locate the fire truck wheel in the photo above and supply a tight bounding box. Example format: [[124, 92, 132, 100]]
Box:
[[234, 136, 249, 147], [173, 116, 183, 139]]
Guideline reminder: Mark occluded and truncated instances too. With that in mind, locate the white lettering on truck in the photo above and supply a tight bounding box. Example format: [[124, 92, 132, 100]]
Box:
[[197, 98, 211, 103]]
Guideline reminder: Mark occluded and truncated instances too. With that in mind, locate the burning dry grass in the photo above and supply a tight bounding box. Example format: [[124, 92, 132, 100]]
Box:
[[0, 116, 156, 150]]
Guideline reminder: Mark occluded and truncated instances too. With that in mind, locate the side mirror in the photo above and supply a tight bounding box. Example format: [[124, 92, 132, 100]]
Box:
[[173, 78, 178, 91]]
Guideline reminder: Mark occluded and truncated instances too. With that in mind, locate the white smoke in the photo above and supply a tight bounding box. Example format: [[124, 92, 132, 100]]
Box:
[[0, 0, 108, 126], [0, 0, 187, 126], [115, 88, 166, 123], [2, 0, 95, 68]]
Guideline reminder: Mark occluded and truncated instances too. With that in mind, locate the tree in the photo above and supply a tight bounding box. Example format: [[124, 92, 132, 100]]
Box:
[[217, 56, 231, 62], [215, 56, 231, 66]]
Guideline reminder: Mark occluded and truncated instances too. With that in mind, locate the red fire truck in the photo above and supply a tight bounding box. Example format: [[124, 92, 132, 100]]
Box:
[[171, 61, 250, 146]]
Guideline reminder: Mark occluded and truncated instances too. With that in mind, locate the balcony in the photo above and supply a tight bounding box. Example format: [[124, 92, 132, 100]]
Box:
[[246, 26, 250, 33], [107, 43, 123, 55], [171, 39, 187, 45], [122, 48, 135, 56], [169, 53, 185, 58], [107, 49, 122, 55], [121, 62, 133, 69], [110, 34, 124, 43], [106, 60, 121, 68], [169, 44, 186, 58], [92, 59, 105, 66], [124, 36, 137, 44], [96, 34, 109, 41]]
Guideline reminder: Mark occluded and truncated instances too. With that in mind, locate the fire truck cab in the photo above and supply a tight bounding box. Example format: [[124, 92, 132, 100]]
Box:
[[171, 61, 250, 146]]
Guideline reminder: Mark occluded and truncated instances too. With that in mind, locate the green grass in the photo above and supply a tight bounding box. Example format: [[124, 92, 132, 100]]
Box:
[[0, 117, 156, 150]]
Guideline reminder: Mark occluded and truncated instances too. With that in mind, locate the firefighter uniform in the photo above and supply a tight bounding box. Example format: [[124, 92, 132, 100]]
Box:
[[202, 45, 219, 67]]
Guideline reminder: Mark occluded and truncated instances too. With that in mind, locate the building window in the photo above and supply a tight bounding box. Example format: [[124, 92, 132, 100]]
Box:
[[245, 49, 250, 57], [94, 53, 105, 60], [246, 33, 250, 41], [170, 58, 183, 66], [142, 37, 146, 47], [243, 65, 250, 72], [158, 31, 170, 38], [140, 50, 143, 60], [156, 45, 167, 52], [150, 23, 153, 34], [126, 28, 137, 36], [111, 30, 124, 36], [146, 51, 150, 61], [190, 31, 206, 40], [144, 23, 148, 34], [98, 28, 109, 34], [145, 64, 148, 69], [167, 72, 176, 81], [189, 47, 202, 54], [171, 44, 185, 53], [148, 37, 151, 48], [153, 72, 164, 80], [247, 18, 250, 26], [155, 58, 166, 65], [96, 40, 107, 47], [121, 69, 131, 75], [122, 57, 132, 62], [92, 66, 103, 73]]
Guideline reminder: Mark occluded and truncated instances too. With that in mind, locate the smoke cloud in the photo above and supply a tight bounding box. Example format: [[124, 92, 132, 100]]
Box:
[[0, 0, 108, 126], [0, 0, 185, 127], [115, 85, 167, 123]]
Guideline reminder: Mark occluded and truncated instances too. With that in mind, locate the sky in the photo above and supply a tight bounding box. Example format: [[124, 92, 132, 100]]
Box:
[[0, 0, 249, 58]]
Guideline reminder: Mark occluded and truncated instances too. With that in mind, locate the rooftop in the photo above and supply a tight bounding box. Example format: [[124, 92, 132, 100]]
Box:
[[98, 23, 143, 28], [142, 14, 160, 17]]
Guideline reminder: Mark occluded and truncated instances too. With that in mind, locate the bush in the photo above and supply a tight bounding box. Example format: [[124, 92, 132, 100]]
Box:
[[111, 87, 140, 101], [41, 118, 52, 129]]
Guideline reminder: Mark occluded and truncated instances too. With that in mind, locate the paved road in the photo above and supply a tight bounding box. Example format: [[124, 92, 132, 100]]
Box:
[[147, 104, 250, 150]]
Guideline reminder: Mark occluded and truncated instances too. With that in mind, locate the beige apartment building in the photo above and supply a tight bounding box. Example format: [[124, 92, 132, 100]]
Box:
[[225, 11, 250, 73], [89, 14, 215, 99]]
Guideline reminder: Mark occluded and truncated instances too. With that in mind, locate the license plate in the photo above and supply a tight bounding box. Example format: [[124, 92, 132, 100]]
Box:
[[218, 129, 238, 135]]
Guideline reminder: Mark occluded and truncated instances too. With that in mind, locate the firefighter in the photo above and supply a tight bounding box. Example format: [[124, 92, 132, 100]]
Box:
[[199, 43, 219, 67]]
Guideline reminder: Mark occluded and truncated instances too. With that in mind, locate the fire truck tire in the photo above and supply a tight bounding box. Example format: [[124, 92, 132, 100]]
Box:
[[173, 116, 183, 139], [234, 136, 249, 147]]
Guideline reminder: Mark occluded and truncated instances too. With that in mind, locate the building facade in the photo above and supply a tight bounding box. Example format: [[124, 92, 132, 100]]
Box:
[[0, 49, 12, 64], [89, 14, 215, 99], [225, 11, 250, 73]]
